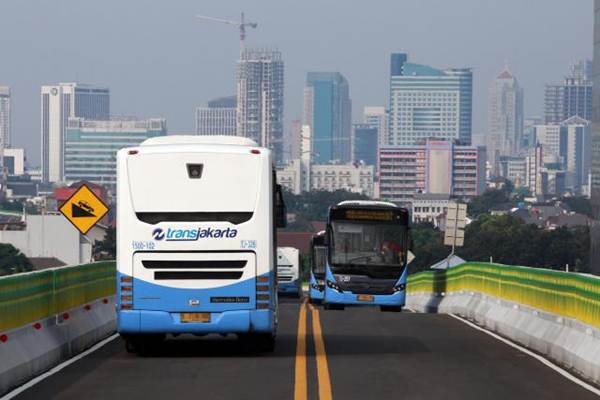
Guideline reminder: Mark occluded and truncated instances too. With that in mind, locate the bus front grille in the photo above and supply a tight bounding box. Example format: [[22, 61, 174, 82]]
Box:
[[154, 271, 243, 280], [142, 260, 247, 269]]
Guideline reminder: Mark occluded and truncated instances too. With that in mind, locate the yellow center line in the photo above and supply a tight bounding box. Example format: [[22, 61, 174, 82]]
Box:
[[310, 304, 333, 400], [294, 300, 308, 400]]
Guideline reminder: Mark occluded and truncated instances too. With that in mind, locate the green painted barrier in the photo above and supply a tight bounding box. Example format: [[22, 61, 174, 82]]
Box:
[[407, 262, 600, 329], [0, 261, 116, 332]]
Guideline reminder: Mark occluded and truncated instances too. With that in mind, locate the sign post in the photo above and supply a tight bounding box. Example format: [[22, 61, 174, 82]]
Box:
[[444, 202, 467, 257], [59, 185, 109, 235]]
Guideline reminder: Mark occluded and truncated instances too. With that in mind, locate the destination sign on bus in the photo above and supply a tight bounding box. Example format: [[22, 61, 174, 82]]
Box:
[[345, 210, 394, 221]]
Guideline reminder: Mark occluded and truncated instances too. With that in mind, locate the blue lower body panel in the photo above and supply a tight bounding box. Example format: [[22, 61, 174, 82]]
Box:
[[309, 285, 324, 301], [324, 286, 405, 306], [118, 309, 274, 334], [278, 279, 300, 294]]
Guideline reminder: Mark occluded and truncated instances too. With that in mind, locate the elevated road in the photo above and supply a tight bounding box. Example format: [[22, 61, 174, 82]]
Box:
[[8, 298, 599, 400]]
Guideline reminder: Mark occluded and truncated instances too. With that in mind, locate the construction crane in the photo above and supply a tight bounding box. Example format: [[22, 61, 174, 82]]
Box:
[[196, 12, 257, 54]]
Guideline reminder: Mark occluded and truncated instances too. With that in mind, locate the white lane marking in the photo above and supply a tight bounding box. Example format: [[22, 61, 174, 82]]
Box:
[[404, 307, 416, 313], [1, 333, 119, 400], [448, 314, 600, 397]]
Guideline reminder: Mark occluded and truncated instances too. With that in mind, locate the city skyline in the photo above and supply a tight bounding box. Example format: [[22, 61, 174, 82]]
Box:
[[0, 0, 593, 166]]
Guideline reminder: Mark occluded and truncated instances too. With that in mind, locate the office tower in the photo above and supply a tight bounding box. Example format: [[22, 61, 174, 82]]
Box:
[[526, 144, 544, 196], [545, 60, 593, 124], [487, 66, 524, 174], [534, 116, 591, 194], [288, 119, 303, 161], [388, 53, 473, 146], [41, 83, 110, 183], [0, 87, 10, 150], [353, 124, 378, 166], [379, 139, 486, 205], [196, 96, 237, 136], [236, 49, 284, 164], [303, 72, 352, 164], [363, 106, 388, 149], [591, 0, 600, 275], [64, 117, 166, 188]]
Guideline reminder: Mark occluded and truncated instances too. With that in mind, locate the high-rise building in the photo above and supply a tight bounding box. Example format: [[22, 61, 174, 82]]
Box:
[[41, 83, 110, 183], [236, 49, 284, 164], [353, 124, 378, 166], [64, 117, 166, 189], [545, 60, 593, 124], [379, 139, 486, 205], [0, 86, 10, 150], [287, 119, 303, 162], [388, 53, 473, 146], [303, 72, 352, 164], [534, 116, 591, 194], [526, 144, 544, 196], [196, 96, 236, 136], [590, 0, 600, 275], [487, 66, 524, 174], [363, 106, 388, 149]]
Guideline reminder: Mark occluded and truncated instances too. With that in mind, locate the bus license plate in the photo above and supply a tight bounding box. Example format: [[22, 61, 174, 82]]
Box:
[[181, 313, 211, 323], [357, 294, 374, 302]]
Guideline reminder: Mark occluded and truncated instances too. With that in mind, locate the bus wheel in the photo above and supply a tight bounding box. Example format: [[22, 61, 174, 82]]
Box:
[[124, 337, 137, 353], [256, 333, 276, 352], [324, 303, 344, 310], [380, 306, 402, 312]]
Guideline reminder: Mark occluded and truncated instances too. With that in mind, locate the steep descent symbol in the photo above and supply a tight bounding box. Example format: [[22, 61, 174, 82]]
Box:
[[59, 184, 109, 235], [72, 201, 96, 218]]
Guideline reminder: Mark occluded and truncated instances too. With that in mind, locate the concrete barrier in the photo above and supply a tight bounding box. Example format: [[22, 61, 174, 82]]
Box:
[[0, 296, 116, 396], [408, 291, 600, 385]]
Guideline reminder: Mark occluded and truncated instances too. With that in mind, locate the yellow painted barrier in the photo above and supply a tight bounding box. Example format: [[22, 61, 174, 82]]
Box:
[[0, 262, 115, 332], [408, 262, 600, 329]]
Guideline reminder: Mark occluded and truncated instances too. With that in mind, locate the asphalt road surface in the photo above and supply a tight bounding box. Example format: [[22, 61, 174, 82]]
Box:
[[9, 297, 599, 400]]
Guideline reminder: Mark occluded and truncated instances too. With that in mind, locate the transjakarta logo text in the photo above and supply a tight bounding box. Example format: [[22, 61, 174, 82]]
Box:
[[152, 227, 238, 241]]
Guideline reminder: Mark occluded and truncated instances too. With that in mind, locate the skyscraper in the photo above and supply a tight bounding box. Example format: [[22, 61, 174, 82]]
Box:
[[589, 1, 600, 275], [388, 53, 473, 146], [41, 83, 110, 183], [533, 116, 590, 194], [196, 96, 237, 136], [353, 124, 378, 166], [544, 60, 593, 124], [65, 117, 167, 188], [487, 66, 524, 174], [0, 86, 10, 150], [363, 106, 388, 149], [303, 72, 352, 164], [236, 49, 284, 163]]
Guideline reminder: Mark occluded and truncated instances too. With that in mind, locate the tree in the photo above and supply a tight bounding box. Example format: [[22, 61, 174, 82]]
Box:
[[282, 189, 370, 230], [94, 227, 116, 260], [467, 189, 510, 218], [0, 243, 34, 276], [560, 196, 593, 218], [408, 222, 449, 273]]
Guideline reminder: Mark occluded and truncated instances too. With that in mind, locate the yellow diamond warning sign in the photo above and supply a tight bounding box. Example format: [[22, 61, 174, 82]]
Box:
[[59, 185, 109, 235]]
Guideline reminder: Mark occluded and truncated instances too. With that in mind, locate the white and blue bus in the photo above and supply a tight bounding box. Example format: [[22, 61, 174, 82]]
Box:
[[308, 231, 326, 303], [276, 247, 301, 297], [323, 201, 410, 312], [116, 135, 286, 353]]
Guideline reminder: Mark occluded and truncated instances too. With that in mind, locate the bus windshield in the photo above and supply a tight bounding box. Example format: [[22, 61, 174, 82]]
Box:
[[312, 245, 327, 277], [330, 221, 408, 267]]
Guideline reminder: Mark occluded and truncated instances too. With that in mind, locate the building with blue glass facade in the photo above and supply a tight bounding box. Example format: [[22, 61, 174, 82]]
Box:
[[65, 117, 167, 189], [353, 124, 378, 166], [387, 53, 472, 146], [304, 72, 351, 164]]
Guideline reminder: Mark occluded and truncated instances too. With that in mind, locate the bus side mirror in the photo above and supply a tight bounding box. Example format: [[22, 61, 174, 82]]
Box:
[[275, 184, 287, 228]]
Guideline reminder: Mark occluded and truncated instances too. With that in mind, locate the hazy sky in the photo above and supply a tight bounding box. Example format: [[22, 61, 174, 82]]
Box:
[[0, 0, 593, 166]]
